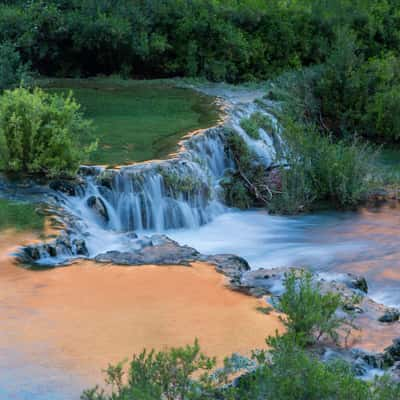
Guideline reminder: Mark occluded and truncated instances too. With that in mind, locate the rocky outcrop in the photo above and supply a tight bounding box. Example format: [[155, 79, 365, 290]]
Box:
[[202, 254, 250, 278], [94, 235, 199, 266], [17, 231, 89, 267]]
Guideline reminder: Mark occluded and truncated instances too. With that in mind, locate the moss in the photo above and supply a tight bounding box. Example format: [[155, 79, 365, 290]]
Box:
[[240, 117, 260, 140], [159, 169, 208, 198]]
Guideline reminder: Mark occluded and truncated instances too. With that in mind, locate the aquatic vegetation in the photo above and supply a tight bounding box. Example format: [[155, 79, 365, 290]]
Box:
[[0, 198, 44, 232]]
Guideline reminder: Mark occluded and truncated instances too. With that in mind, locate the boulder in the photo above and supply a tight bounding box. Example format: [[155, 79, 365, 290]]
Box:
[[86, 196, 109, 222], [95, 235, 199, 266], [73, 239, 89, 256], [203, 254, 250, 279]]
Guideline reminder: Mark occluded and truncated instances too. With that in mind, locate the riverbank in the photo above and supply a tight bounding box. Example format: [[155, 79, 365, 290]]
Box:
[[0, 231, 283, 397]]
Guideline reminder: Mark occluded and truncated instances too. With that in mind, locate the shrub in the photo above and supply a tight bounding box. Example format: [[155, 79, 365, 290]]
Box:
[[276, 270, 348, 346], [269, 118, 375, 213], [0, 87, 95, 177], [81, 340, 219, 400], [237, 335, 371, 400], [0, 42, 32, 90]]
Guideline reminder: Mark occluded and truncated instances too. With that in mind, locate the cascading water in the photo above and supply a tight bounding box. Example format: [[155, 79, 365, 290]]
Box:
[[17, 90, 281, 265], [55, 101, 280, 252]]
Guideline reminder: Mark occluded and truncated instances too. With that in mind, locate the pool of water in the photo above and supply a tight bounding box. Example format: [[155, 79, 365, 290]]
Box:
[[43, 79, 219, 166], [169, 204, 400, 308]]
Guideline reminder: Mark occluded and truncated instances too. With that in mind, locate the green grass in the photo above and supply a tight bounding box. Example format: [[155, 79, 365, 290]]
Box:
[[0, 198, 44, 232], [41, 78, 219, 166]]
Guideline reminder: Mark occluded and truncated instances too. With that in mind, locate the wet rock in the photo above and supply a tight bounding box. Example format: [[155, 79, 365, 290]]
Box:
[[150, 234, 170, 246], [79, 166, 102, 176], [385, 338, 400, 361], [346, 273, 368, 294], [21, 245, 41, 261], [86, 196, 109, 222], [95, 236, 199, 266], [379, 309, 400, 323], [73, 239, 89, 256], [49, 180, 80, 196], [229, 267, 293, 297], [203, 254, 250, 278]]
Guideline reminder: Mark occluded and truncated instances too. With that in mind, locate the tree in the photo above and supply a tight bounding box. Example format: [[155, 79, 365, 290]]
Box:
[[0, 42, 32, 90]]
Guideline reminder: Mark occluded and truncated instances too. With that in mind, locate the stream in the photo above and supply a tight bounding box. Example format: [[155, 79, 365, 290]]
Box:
[[168, 205, 400, 308], [1, 84, 400, 399]]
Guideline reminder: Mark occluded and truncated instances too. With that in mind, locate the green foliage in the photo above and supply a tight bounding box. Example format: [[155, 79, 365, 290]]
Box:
[[83, 335, 400, 400], [160, 168, 209, 198], [270, 33, 400, 143], [0, 42, 32, 90], [237, 335, 370, 400], [269, 118, 375, 213], [240, 112, 276, 140], [276, 270, 350, 346], [1, 0, 399, 83], [240, 117, 260, 140], [0, 87, 95, 177], [81, 340, 219, 400], [222, 132, 271, 209]]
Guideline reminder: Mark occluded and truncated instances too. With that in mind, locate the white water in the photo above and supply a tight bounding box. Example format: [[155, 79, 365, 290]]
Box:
[[167, 207, 400, 308], [54, 95, 400, 308]]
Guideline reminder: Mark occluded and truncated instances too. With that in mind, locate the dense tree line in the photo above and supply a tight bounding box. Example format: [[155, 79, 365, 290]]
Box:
[[0, 0, 399, 82]]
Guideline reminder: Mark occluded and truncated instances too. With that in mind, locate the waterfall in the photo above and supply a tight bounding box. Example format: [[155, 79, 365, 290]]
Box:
[[23, 95, 281, 262], [58, 101, 280, 237]]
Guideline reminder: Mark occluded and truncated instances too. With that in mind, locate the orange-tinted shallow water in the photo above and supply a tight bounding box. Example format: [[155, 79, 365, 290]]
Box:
[[0, 231, 283, 398]]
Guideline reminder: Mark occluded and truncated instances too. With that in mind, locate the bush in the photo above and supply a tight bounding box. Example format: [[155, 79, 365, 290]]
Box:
[[0, 42, 32, 90], [0, 87, 95, 177], [276, 270, 347, 345], [81, 340, 219, 400], [236, 334, 396, 400], [269, 118, 375, 213]]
